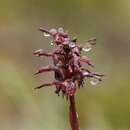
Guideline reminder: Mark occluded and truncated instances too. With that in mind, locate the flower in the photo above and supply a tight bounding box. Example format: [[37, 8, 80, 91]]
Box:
[[33, 27, 104, 98]]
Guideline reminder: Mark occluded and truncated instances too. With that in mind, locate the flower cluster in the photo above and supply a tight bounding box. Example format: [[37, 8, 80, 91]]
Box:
[[33, 27, 103, 98]]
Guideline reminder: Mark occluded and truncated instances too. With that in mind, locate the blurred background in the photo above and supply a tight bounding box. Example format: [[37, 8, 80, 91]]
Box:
[[0, 0, 130, 130]]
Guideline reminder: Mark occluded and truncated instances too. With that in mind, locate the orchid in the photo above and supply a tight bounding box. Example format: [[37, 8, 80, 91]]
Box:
[[33, 27, 104, 130]]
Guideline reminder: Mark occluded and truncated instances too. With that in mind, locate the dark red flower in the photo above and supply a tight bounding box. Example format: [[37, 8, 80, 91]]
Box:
[[33, 27, 104, 97]]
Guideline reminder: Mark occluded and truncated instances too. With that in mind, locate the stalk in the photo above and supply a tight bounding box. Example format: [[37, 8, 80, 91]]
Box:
[[69, 96, 80, 130]]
